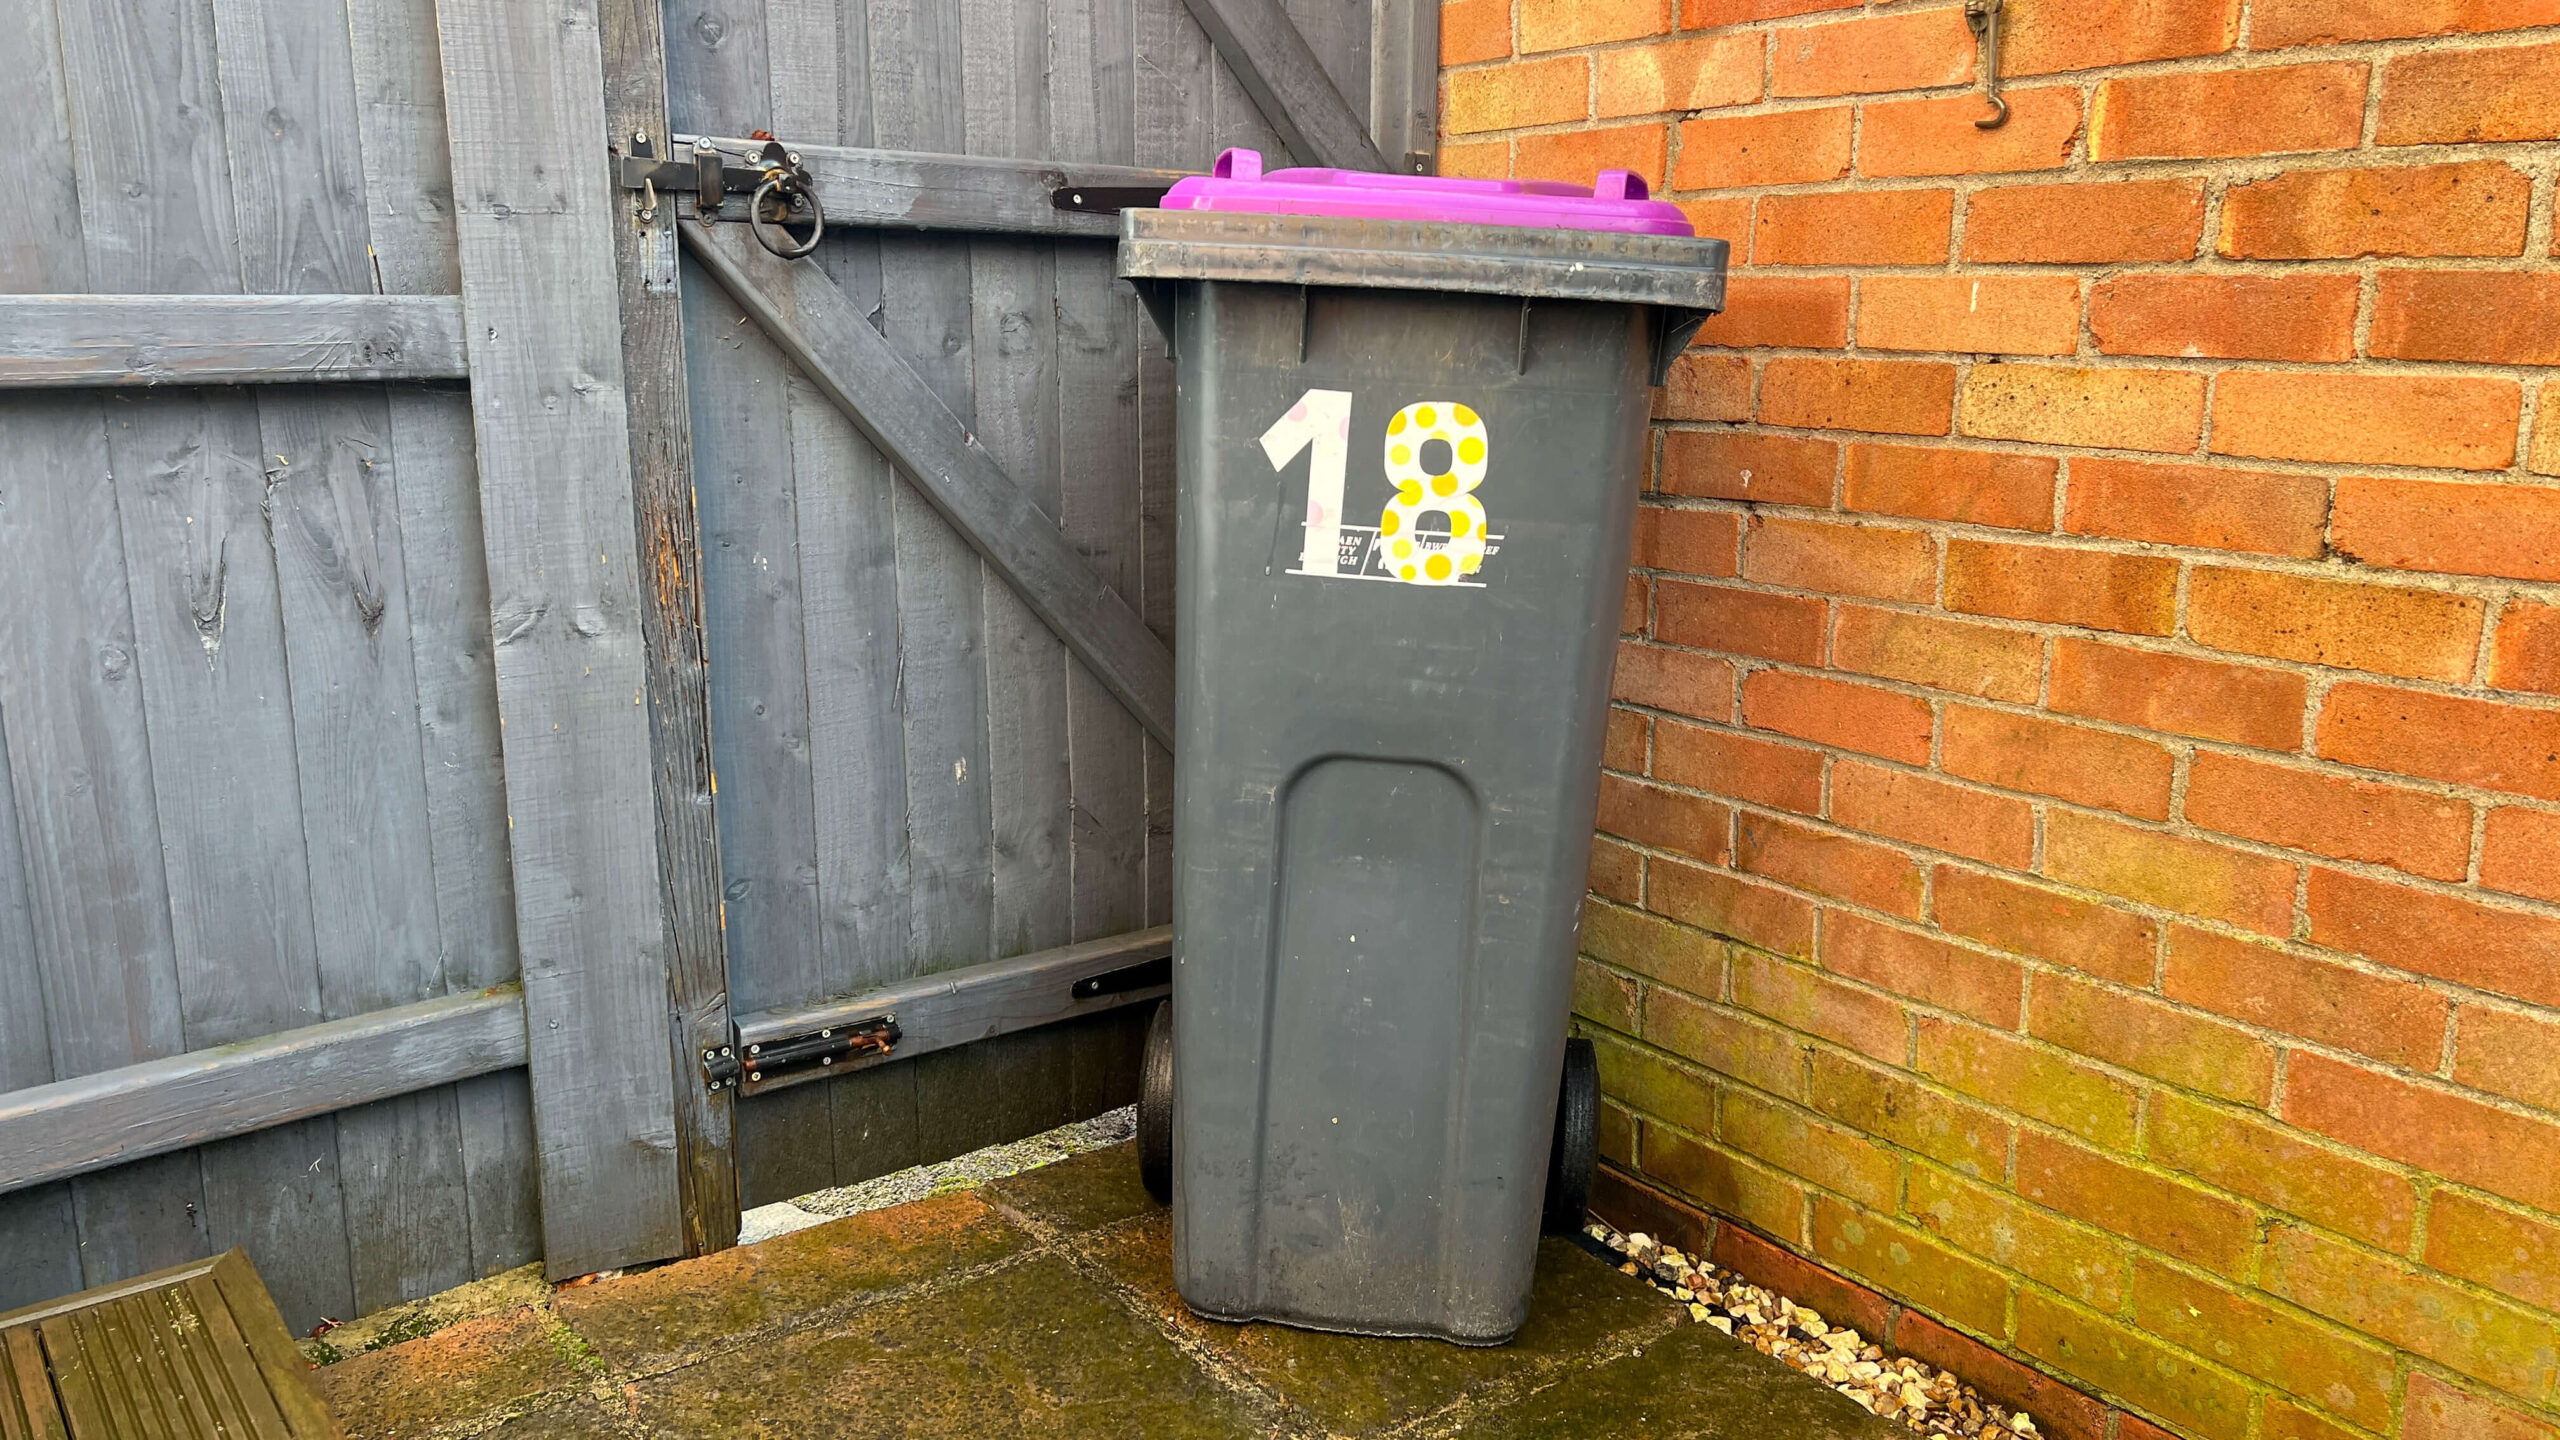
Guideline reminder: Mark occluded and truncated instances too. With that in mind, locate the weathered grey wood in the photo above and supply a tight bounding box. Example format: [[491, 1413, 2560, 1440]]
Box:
[[0, 295, 468, 388], [71, 1153, 210, 1285], [0, 0, 84, 294], [733, 925, 1170, 1091], [345, 0, 461, 296], [434, 0, 685, 1276], [1369, 0, 1438, 172], [682, 222, 1177, 749], [0, 987, 529, 1195], [454, 1069, 541, 1275], [0, 705, 50, 1100], [197, 1119, 354, 1334], [600, 0, 737, 1258], [689, 140, 1189, 238], [337, 1087, 476, 1313], [1281, 0, 1369, 133], [1180, 0, 1385, 170], [0, 1185, 81, 1312]]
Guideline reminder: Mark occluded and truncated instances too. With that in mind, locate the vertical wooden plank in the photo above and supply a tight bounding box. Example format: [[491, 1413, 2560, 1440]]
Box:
[[196, 1119, 352, 1333], [0, 706, 52, 1095], [454, 1069, 543, 1276], [1368, 0, 1437, 173], [602, 0, 739, 1255], [72, 1153, 210, 1285], [334, 1089, 478, 1312], [0, 0, 84, 293], [433, 0, 686, 1277], [1053, 0, 1147, 946], [1280, 0, 1369, 119], [964, 0, 1071, 963], [0, 1185, 82, 1312]]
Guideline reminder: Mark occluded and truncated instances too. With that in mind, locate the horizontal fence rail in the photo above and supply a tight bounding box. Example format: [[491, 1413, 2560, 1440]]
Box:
[[0, 294, 470, 388], [0, 986, 528, 1195], [682, 139, 1192, 239]]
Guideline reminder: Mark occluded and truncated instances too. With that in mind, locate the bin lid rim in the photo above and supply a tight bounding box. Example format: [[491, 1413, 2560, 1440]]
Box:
[[1160, 149, 1695, 236]]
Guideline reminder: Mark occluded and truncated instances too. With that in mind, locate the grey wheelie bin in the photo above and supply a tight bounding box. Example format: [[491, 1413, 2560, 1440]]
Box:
[[1119, 149, 1728, 1345]]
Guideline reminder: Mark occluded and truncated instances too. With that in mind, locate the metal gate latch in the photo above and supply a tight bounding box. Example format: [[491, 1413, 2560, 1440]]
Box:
[[703, 1014, 900, 1092], [619, 133, 826, 258]]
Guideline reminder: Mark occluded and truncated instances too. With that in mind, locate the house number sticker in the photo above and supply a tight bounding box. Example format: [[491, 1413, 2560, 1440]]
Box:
[[1261, 388, 1505, 588]]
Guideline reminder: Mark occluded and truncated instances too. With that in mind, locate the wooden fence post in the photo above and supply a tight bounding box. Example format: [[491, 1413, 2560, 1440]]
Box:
[[431, 0, 685, 1277]]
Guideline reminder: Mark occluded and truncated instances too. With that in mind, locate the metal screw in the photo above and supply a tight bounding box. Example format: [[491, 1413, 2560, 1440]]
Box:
[[748, 1071, 762, 1083], [747, 1043, 761, 1056]]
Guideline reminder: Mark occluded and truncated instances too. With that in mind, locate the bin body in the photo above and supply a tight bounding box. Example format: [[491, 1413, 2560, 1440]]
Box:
[[1122, 168, 1725, 1344]]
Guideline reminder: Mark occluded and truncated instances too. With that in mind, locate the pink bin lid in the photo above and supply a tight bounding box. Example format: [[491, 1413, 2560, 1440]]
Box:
[[1157, 149, 1695, 237]]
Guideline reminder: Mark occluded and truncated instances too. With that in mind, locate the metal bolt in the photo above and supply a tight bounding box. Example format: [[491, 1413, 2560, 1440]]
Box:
[[748, 1071, 762, 1083], [747, 1043, 761, 1056]]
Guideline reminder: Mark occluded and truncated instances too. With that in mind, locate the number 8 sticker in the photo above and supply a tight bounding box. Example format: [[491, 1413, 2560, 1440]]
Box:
[[1380, 402, 1488, 586]]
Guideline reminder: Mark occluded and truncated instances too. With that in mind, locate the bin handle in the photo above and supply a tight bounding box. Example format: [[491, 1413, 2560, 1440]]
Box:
[[1213, 148, 1264, 181], [1594, 170, 1648, 202]]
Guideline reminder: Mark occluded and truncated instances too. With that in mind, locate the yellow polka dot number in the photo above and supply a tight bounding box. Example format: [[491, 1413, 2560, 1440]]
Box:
[[1377, 400, 1490, 588]]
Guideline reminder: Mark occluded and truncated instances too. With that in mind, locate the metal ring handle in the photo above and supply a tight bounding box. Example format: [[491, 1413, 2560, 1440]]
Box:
[[749, 176, 824, 259]]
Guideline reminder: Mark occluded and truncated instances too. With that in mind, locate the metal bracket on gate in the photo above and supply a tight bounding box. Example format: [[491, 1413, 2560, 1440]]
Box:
[[702, 1014, 900, 1093], [620, 133, 826, 257], [1052, 184, 1178, 216]]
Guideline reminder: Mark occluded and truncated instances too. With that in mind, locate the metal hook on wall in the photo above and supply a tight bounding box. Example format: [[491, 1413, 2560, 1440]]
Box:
[[1965, 0, 2009, 130]]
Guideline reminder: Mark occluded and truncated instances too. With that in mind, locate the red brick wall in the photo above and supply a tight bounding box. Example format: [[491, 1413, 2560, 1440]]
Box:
[[1441, 4, 2560, 1437]]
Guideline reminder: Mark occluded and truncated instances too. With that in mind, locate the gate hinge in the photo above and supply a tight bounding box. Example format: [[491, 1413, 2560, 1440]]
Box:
[[705, 1014, 900, 1093]]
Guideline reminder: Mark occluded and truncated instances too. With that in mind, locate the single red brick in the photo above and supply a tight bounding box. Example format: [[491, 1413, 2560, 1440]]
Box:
[[1741, 669, 1935, 765], [1933, 865, 2161, 985], [2164, 925, 2450, 1071], [2380, 38, 2560, 144], [1441, 0, 1511, 64], [2091, 62, 2367, 159], [1624, 574, 1650, 635], [2261, 1399, 2367, 1440], [1686, 0, 1859, 23], [1659, 430, 1837, 505], [1519, 0, 1669, 51], [2309, 866, 2560, 1006], [1960, 364, 2207, 455], [2186, 565, 2488, 683], [1436, 139, 1510, 179], [1613, 639, 1737, 720], [2404, 1371, 2560, 1440], [1605, 706, 1650, 773], [1599, 774, 1735, 862], [1515, 124, 1669, 190], [1654, 353, 1753, 422], [2060, 456, 2330, 557], [1754, 190, 1957, 268], [1693, 274, 1851, 349], [1857, 275, 2082, 357], [2219, 160, 2533, 260], [2186, 751, 2473, 880], [2146, 1090, 2418, 1251], [1858, 87, 2084, 179], [1945, 539, 2179, 636], [2533, 381, 2560, 475], [2212, 372, 2522, 472], [2087, 274, 2359, 364], [1591, 835, 1644, 904], [2495, 600, 2560, 698], [1833, 760, 2036, 869], [1771, 6, 1973, 97], [1445, 54, 1591, 134], [1889, 1312, 2114, 1440], [1656, 580, 1828, 664], [1963, 179, 2206, 265], [1597, 30, 1762, 116], [1672, 195, 1753, 245], [1822, 909, 2023, 1027], [2482, 806, 2560, 902], [1742, 515, 1937, 603], [1631, 504, 1742, 577], [1760, 358, 1957, 437], [1738, 812, 1927, 918], [2029, 971, 2276, 1105], [1842, 444, 2053, 533], [2371, 270, 2560, 365], [1642, 1124, 1807, 1241], [2044, 808, 2299, 936], [2003, 0, 2241, 75], [2048, 637, 2308, 751], [2333, 475, 2560, 584], [2286, 1050, 2560, 1214], [1649, 856, 1819, 957], [1919, 1019, 2142, 1149], [1654, 719, 1826, 814], [1830, 604, 2044, 704], [2318, 680, 2560, 801], [2014, 1131, 2257, 1276], [2256, 0, 2560, 49], [2452, 1002, 2560, 1114], [1674, 108, 1854, 190], [1942, 705, 2176, 820]]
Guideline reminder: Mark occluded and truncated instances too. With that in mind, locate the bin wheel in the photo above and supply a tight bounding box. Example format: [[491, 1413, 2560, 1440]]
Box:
[[1139, 998, 1174, 1204], [1543, 1037, 1599, 1235]]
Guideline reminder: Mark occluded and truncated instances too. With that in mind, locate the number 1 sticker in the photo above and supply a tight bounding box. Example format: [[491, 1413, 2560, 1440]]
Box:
[[1260, 388, 1502, 589]]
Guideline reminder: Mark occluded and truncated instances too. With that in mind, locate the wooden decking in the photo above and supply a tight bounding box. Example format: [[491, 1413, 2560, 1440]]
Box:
[[0, 1251, 336, 1440]]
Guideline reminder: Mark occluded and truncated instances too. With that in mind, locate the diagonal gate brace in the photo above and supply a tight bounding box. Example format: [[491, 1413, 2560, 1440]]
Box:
[[678, 219, 1176, 749]]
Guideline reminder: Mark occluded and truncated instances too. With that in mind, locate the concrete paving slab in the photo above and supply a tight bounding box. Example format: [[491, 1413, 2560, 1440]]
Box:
[[308, 1304, 600, 1439], [1420, 1319, 1908, 1439], [629, 1252, 1273, 1439], [980, 1140, 1162, 1236]]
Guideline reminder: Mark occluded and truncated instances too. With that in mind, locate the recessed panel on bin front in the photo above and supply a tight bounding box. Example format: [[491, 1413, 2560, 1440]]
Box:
[[1168, 281, 1651, 1342]]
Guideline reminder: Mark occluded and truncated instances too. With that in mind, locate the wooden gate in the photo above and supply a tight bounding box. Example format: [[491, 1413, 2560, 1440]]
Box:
[[0, 0, 1431, 1329]]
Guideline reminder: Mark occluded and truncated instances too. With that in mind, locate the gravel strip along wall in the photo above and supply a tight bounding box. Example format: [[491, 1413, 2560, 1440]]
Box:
[[1441, 5, 2560, 1439]]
